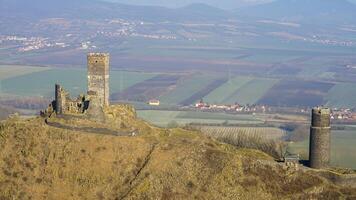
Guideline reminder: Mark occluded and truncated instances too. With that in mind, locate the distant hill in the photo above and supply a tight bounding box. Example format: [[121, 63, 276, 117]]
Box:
[[103, 0, 273, 9], [2, 0, 356, 24], [0, 0, 229, 21], [237, 0, 356, 24]]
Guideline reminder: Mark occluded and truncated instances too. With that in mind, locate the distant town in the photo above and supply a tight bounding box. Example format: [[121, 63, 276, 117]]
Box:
[[148, 99, 356, 122], [2, 16, 356, 55]]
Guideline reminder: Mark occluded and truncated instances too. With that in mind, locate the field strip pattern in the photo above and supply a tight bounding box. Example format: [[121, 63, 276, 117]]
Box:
[[114, 74, 182, 102], [179, 78, 228, 106], [223, 78, 279, 105], [159, 75, 221, 105], [0, 65, 51, 80], [203, 76, 253, 104], [325, 83, 356, 108], [0, 67, 156, 97], [199, 126, 286, 140]]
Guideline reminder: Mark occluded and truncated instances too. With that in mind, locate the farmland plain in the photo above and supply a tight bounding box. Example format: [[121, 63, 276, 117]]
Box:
[[223, 78, 279, 105], [159, 74, 224, 105], [325, 83, 356, 108], [0, 67, 157, 98], [203, 76, 253, 104], [258, 80, 335, 107], [0, 65, 50, 80], [1, 65, 356, 108]]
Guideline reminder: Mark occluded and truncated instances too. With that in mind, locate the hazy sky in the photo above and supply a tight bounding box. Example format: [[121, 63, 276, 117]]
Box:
[[104, 0, 356, 9], [104, 0, 274, 9]]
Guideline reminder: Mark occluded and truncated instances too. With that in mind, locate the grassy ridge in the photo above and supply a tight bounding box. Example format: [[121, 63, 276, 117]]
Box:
[[2, 116, 353, 199]]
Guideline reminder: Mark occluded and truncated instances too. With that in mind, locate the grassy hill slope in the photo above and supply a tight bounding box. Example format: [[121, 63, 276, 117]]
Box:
[[0, 105, 355, 199]]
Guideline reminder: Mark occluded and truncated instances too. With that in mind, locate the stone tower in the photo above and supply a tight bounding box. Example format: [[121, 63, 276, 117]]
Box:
[[87, 53, 110, 107], [309, 107, 331, 169], [55, 84, 65, 115]]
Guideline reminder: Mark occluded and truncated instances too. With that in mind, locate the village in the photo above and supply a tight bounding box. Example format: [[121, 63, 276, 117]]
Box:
[[147, 99, 356, 122]]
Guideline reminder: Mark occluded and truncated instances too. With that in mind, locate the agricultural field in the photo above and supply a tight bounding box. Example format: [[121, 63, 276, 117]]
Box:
[[288, 130, 356, 169], [203, 76, 253, 104], [325, 83, 356, 108], [1, 65, 356, 108], [0, 65, 50, 95], [258, 80, 335, 107], [0, 67, 156, 98], [198, 126, 286, 141], [1, 68, 86, 97], [137, 110, 263, 127], [222, 78, 279, 105], [110, 73, 171, 102], [158, 74, 225, 105], [0, 65, 50, 80]]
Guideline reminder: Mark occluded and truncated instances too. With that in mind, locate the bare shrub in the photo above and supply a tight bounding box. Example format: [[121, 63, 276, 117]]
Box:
[[286, 125, 309, 142], [191, 125, 287, 159], [218, 133, 283, 158]]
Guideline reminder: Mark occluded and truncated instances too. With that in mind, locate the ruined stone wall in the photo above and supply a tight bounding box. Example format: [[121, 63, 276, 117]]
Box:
[[53, 84, 87, 115], [309, 107, 331, 169], [87, 53, 110, 107]]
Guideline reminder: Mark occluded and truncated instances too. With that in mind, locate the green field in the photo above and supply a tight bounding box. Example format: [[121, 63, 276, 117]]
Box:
[[325, 83, 356, 108], [158, 75, 219, 105], [222, 78, 279, 105], [288, 130, 356, 169], [0, 65, 50, 80], [203, 76, 253, 104], [0, 65, 51, 95], [0, 67, 156, 97], [137, 110, 263, 127], [1, 65, 356, 108]]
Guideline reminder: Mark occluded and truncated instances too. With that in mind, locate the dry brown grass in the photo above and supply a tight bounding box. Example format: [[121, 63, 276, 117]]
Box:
[[0, 105, 354, 199]]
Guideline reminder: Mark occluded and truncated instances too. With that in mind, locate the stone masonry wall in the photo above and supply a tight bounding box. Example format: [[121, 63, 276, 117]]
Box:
[[87, 53, 110, 107], [309, 107, 331, 169]]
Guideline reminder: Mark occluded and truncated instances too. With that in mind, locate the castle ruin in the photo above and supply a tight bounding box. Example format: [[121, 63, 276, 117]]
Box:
[[43, 53, 110, 120], [309, 107, 331, 169]]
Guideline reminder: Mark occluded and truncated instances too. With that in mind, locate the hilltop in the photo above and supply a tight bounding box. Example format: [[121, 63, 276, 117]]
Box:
[[0, 105, 355, 199]]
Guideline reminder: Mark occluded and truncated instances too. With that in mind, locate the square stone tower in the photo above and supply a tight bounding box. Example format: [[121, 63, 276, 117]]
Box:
[[87, 53, 110, 107]]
